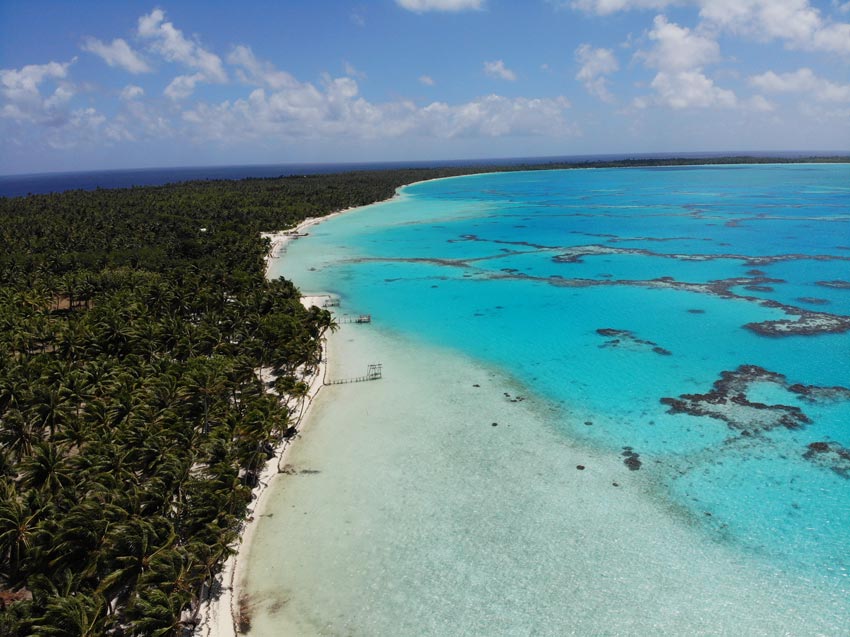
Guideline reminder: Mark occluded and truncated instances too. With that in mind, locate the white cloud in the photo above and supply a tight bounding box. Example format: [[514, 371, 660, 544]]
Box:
[[120, 84, 145, 101], [649, 70, 737, 108], [44, 107, 107, 149], [228, 45, 297, 89], [82, 37, 151, 74], [744, 95, 775, 111], [575, 44, 619, 101], [419, 75, 436, 86], [635, 15, 739, 109], [644, 15, 720, 71], [164, 73, 206, 101], [137, 9, 227, 83], [563, 0, 679, 15], [343, 61, 367, 80], [484, 60, 517, 81], [661, 0, 850, 56], [0, 59, 75, 122], [564, 0, 850, 55], [750, 68, 850, 102], [179, 71, 573, 145], [396, 0, 484, 12]]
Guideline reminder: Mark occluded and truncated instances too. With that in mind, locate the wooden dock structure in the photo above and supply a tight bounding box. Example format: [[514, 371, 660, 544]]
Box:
[[326, 363, 382, 385], [338, 314, 371, 324]]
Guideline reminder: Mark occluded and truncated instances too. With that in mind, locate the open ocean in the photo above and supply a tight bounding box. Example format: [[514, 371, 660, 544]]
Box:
[[250, 164, 850, 636], [0, 151, 834, 198]]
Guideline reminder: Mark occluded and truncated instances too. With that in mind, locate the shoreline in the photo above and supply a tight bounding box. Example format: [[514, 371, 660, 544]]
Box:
[[195, 205, 371, 637]]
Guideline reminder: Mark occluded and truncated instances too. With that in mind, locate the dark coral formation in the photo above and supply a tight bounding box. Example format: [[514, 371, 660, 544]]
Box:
[[353, 238, 850, 338], [796, 297, 830, 305], [803, 442, 850, 479], [662, 365, 850, 435], [596, 328, 672, 356], [787, 383, 850, 403], [551, 244, 850, 268], [660, 365, 815, 433], [621, 447, 642, 470], [816, 280, 850, 289]]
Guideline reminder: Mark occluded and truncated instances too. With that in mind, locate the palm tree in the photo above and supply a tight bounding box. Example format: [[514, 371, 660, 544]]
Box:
[[18, 442, 73, 495], [30, 591, 106, 637], [0, 483, 39, 582]]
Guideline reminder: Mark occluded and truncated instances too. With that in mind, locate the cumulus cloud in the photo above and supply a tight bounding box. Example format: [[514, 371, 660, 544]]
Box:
[[565, 0, 678, 14], [396, 0, 484, 12], [0, 59, 75, 122], [575, 44, 619, 101], [644, 15, 720, 71], [484, 60, 517, 81], [179, 69, 573, 145], [697, 0, 850, 54], [138, 8, 227, 97], [82, 37, 151, 74], [164, 73, 206, 101], [564, 0, 850, 56], [419, 75, 436, 86], [750, 68, 850, 102], [120, 84, 145, 100], [635, 15, 739, 109], [744, 94, 775, 112], [649, 70, 736, 108], [228, 45, 297, 89]]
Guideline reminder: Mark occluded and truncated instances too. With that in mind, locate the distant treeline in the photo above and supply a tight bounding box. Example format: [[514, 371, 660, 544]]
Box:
[[0, 155, 847, 636]]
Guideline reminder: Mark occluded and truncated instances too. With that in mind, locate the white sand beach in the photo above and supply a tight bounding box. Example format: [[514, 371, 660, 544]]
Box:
[[191, 293, 330, 637], [193, 207, 360, 637]]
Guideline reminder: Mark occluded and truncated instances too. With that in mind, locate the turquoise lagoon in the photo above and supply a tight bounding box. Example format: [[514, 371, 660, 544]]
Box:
[[251, 165, 850, 635]]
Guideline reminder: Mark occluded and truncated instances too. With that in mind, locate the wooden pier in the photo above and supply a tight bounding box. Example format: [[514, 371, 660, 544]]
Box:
[[326, 364, 382, 385], [338, 314, 371, 324]]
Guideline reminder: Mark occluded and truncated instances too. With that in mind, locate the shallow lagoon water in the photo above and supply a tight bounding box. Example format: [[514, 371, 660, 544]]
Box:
[[250, 165, 850, 635]]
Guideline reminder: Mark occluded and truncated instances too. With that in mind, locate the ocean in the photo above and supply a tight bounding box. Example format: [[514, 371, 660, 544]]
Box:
[[0, 151, 832, 198], [252, 164, 849, 635]]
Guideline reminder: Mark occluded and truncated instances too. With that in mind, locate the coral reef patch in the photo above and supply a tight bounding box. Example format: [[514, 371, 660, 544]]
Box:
[[596, 328, 671, 355], [661, 365, 813, 433], [803, 442, 850, 479]]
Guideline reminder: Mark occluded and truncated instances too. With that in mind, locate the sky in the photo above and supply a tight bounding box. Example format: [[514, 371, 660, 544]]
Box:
[[1, 0, 849, 175]]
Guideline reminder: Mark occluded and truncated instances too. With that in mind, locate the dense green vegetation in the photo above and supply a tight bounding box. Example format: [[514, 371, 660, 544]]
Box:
[[0, 156, 848, 636]]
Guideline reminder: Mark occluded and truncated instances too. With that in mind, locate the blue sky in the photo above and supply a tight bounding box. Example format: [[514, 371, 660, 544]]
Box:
[[1, 0, 849, 174]]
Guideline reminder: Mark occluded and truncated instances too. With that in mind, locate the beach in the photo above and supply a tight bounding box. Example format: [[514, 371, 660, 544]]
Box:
[[194, 209, 356, 637]]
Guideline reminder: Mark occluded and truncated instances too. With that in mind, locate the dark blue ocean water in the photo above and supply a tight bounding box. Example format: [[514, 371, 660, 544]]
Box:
[[0, 151, 836, 198]]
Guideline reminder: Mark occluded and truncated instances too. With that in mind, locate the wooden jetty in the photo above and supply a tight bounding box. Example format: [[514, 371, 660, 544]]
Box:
[[338, 314, 371, 324], [326, 363, 382, 385]]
